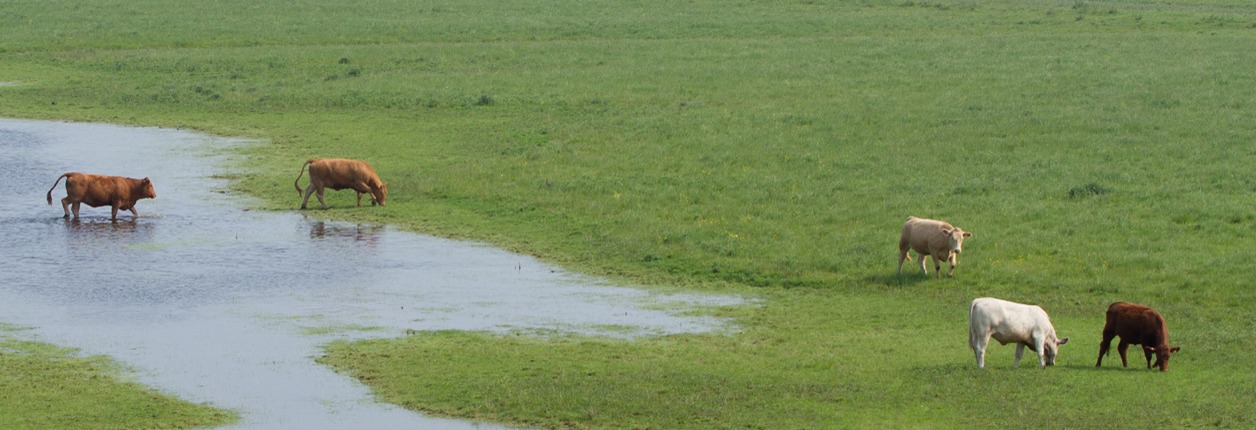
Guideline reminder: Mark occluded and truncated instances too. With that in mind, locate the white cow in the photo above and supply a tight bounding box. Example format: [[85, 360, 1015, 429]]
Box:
[[897, 216, 971, 278], [968, 297, 1069, 369]]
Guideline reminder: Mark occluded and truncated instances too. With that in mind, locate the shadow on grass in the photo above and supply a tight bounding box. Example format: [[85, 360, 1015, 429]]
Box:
[[1086, 363, 1163, 373], [863, 272, 944, 289], [911, 361, 1165, 376]]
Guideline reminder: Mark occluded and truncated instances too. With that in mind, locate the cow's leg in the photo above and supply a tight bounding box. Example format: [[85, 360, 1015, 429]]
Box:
[[1034, 338, 1047, 368], [1013, 343, 1025, 368], [896, 248, 909, 275], [896, 234, 910, 275], [71, 202, 81, 219], [918, 253, 928, 275], [60, 198, 72, 218], [932, 255, 942, 279], [300, 185, 317, 209], [971, 333, 989, 369], [302, 185, 328, 209], [355, 183, 374, 206], [1096, 332, 1115, 367], [111, 202, 120, 221], [1143, 347, 1155, 369], [946, 254, 958, 277], [315, 187, 328, 209], [129, 207, 140, 218], [1117, 341, 1130, 368]]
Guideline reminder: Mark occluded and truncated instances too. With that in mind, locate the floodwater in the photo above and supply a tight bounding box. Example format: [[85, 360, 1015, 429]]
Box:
[[0, 119, 744, 429]]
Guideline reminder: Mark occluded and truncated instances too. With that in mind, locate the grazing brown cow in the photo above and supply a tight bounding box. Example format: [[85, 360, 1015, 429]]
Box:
[[1096, 302, 1181, 372], [897, 216, 972, 278], [46, 172, 157, 221], [293, 158, 387, 209]]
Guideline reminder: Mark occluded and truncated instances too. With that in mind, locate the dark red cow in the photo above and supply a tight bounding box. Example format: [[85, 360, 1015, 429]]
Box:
[[46, 172, 157, 221], [293, 158, 387, 209], [1096, 302, 1181, 372]]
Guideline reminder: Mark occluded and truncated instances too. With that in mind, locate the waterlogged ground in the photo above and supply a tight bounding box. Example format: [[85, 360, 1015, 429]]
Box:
[[0, 119, 744, 429]]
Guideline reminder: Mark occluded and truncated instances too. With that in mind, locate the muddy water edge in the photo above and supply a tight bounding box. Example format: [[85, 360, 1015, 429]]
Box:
[[0, 118, 744, 429]]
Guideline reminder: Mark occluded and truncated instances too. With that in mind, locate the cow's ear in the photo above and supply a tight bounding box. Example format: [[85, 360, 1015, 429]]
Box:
[[941, 228, 952, 235], [1171, 347, 1181, 353], [1143, 345, 1157, 353], [1057, 337, 1069, 345], [963, 232, 972, 238], [142, 177, 151, 183]]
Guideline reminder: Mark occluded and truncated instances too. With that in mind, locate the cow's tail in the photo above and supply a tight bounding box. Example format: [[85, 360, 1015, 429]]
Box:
[[898, 221, 912, 262], [967, 300, 979, 350], [46, 173, 69, 205], [294, 159, 313, 195]]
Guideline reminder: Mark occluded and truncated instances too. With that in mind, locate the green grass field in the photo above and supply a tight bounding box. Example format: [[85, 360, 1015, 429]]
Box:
[[0, 327, 234, 429], [3, 0, 1256, 428]]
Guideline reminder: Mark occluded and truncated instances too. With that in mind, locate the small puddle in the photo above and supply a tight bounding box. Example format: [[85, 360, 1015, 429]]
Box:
[[0, 119, 744, 429]]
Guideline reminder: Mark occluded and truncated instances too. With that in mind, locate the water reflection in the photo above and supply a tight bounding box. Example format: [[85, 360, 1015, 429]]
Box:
[[309, 221, 385, 244], [61, 217, 157, 248], [63, 217, 147, 232]]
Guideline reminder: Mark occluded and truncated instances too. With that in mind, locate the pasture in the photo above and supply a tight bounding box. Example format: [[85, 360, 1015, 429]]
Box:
[[2, 0, 1256, 428], [0, 327, 234, 429]]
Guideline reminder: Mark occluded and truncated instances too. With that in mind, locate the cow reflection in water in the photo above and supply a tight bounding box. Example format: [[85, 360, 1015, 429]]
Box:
[[61, 217, 157, 246], [308, 221, 384, 246], [64, 217, 140, 232]]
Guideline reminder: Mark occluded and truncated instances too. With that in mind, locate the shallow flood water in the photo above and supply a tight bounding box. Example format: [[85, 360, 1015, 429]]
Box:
[[0, 119, 743, 429]]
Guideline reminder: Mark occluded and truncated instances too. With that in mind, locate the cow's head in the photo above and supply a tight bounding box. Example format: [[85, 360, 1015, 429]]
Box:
[[140, 178, 157, 199], [1043, 336, 1069, 366], [371, 182, 387, 206], [941, 227, 972, 256], [1144, 345, 1181, 372]]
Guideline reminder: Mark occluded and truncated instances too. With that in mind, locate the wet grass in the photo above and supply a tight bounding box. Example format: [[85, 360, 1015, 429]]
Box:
[[299, 323, 383, 337], [0, 330, 235, 430], [4, 0, 1256, 428]]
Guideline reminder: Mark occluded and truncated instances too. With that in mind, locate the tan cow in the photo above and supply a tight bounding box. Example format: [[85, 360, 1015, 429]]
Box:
[[897, 216, 972, 278], [46, 172, 157, 221], [293, 158, 387, 209]]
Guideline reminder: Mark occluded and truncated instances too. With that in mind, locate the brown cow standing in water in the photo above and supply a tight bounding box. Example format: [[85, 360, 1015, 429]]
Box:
[[1096, 302, 1181, 372], [46, 172, 157, 221], [293, 158, 387, 209]]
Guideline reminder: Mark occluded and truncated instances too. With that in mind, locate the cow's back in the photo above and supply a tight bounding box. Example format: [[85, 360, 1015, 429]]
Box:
[[1105, 302, 1168, 345], [64, 173, 120, 207], [902, 217, 952, 252], [309, 158, 380, 188], [971, 297, 1050, 344], [971, 298, 1014, 337]]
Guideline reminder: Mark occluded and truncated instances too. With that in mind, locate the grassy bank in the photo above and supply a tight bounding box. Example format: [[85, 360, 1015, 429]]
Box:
[[3, 0, 1256, 428], [321, 288, 1254, 428], [0, 328, 234, 429]]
